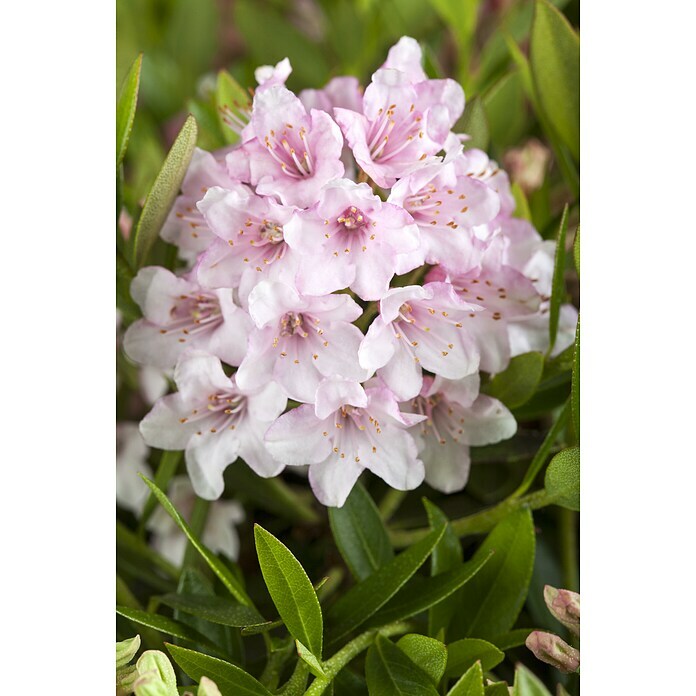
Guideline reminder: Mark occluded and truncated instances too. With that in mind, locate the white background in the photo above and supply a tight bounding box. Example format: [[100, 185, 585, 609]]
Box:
[[0, 1, 694, 692]]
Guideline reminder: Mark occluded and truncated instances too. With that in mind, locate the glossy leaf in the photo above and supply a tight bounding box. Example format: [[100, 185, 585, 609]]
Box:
[[530, 0, 580, 160], [396, 634, 447, 685], [117, 634, 141, 669], [460, 97, 489, 151], [571, 316, 580, 439], [366, 552, 491, 627], [329, 482, 394, 581], [216, 70, 251, 145], [296, 640, 326, 678], [548, 204, 569, 353], [116, 606, 219, 652], [424, 500, 462, 637], [512, 664, 553, 696], [484, 684, 510, 696], [483, 352, 545, 409], [326, 525, 445, 647], [254, 525, 323, 658], [491, 628, 534, 651], [447, 662, 484, 696], [545, 447, 580, 510], [240, 619, 284, 636], [159, 593, 263, 628], [133, 115, 198, 268], [141, 477, 251, 606], [117, 53, 143, 167], [445, 639, 504, 678], [365, 635, 439, 696], [166, 644, 272, 696], [452, 509, 535, 640], [139, 451, 181, 528]]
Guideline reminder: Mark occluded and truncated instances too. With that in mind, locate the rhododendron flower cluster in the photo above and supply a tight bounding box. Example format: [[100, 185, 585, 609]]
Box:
[[125, 37, 577, 508]]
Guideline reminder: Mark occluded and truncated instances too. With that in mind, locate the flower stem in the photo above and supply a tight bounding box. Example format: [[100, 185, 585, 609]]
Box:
[[303, 621, 412, 695], [389, 489, 556, 548]]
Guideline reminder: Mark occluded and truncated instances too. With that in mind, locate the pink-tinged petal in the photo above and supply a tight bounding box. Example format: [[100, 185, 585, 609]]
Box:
[[295, 251, 357, 296], [272, 339, 324, 403], [433, 373, 480, 408], [351, 247, 399, 301], [366, 385, 427, 427], [247, 281, 303, 329], [225, 141, 254, 182], [415, 79, 465, 130], [234, 328, 276, 392], [463, 315, 511, 373], [252, 84, 309, 136], [300, 76, 363, 113], [185, 428, 241, 499], [264, 405, 333, 466], [313, 322, 370, 384], [308, 456, 364, 508], [173, 351, 232, 402], [236, 421, 285, 478], [309, 292, 364, 323], [123, 320, 191, 370], [195, 238, 246, 289], [245, 381, 288, 423], [379, 285, 431, 322], [381, 36, 427, 83], [358, 425, 424, 491], [206, 291, 252, 366], [255, 57, 292, 88], [460, 395, 517, 446], [140, 393, 204, 450], [130, 267, 189, 325], [422, 439, 472, 494], [315, 378, 368, 420], [196, 185, 254, 240], [116, 423, 153, 514], [358, 317, 397, 372], [377, 340, 424, 401]]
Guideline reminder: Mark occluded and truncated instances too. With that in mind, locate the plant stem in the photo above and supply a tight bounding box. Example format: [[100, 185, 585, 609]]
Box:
[[560, 507, 579, 593], [263, 476, 320, 525], [303, 621, 412, 695], [260, 638, 295, 691], [379, 489, 406, 522], [389, 489, 555, 548]]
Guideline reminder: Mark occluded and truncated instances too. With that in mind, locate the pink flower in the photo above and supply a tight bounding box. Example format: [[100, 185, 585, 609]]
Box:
[[140, 351, 287, 499], [334, 40, 464, 187], [254, 58, 292, 90], [299, 76, 363, 114], [116, 422, 152, 515], [124, 267, 252, 369], [195, 184, 299, 304], [236, 281, 369, 403], [403, 374, 516, 493], [283, 179, 421, 300], [358, 283, 482, 400], [161, 148, 240, 263], [226, 85, 345, 207], [264, 377, 425, 506], [388, 160, 500, 271]]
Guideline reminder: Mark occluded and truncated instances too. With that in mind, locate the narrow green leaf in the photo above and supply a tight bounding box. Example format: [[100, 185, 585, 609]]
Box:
[[254, 525, 323, 658], [573, 226, 580, 276], [513, 664, 553, 696], [296, 640, 326, 678], [452, 509, 536, 641], [544, 447, 580, 511], [159, 594, 263, 628], [365, 635, 439, 696], [326, 525, 445, 648], [427, 0, 479, 58], [445, 639, 504, 678], [548, 204, 569, 353], [166, 644, 272, 696], [140, 451, 181, 529], [483, 352, 544, 409], [216, 70, 251, 145], [329, 482, 394, 581], [530, 0, 580, 160], [484, 683, 510, 696], [133, 115, 198, 268], [490, 628, 534, 651], [459, 97, 489, 151], [117, 53, 143, 167], [396, 635, 447, 685], [571, 316, 579, 439], [483, 70, 527, 149], [511, 182, 532, 223], [141, 476, 251, 606], [117, 634, 141, 669], [116, 607, 219, 652], [366, 553, 491, 627], [424, 500, 462, 637], [447, 662, 484, 696], [240, 619, 284, 636]]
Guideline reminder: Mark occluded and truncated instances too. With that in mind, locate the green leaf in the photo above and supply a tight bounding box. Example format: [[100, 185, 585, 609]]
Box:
[[483, 352, 545, 409], [511, 182, 532, 223], [396, 635, 447, 685], [117, 634, 141, 668], [141, 477, 252, 606], [447, 662, 484, 696], [133, 115, 198, 268], [139, 451, 181, 529], [573, 226, 580, 276], [166, 644, 272, 696], [484, 683, 510, 696], [329, 482, 394, 581], [136, 650, 178, 695], [326, 525, 445, 648], [452, 509, 535, 640], [116, 607, 219, 652], [571, 316, 580, 439], [366, 552, 491, 627], [444, 639, 504, 678], [490, 628, 534, 651], [548, 204, 569, 353], [117, 53, 143, 168], [483, 70, 527, 150], [240, 619, 284, 636], [513, 664, 553, 696], [254, 525, 323, 658], [530, 0, 580, 160], [427, 0, 479, 59], [216, 70, 251, 146], [296, 640, 326, 678], [365, 635, 439, 696], [159, 594, 263, 628], [424, 500, 462, 637], [544, 446, 580, 510], [459, 97, 489, 151]]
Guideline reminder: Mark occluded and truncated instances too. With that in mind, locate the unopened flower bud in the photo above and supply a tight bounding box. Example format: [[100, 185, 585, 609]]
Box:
[[116, 664, 138, 696], [544, 585, 580, 636], [116, 634, 141, 669], [134, 650, 178, 696], [198, 677, 223, 696], [503, 138, 551, 194], [526, 631, 580, 674]]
